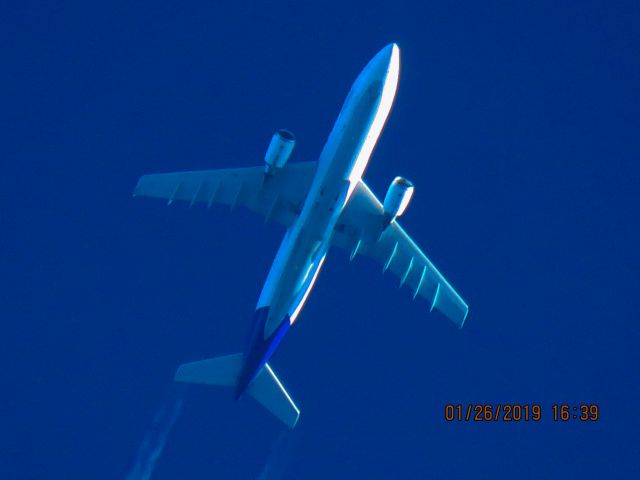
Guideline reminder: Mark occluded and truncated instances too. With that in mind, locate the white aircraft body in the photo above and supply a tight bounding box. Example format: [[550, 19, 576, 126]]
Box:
[[134, 44, 468, 428]]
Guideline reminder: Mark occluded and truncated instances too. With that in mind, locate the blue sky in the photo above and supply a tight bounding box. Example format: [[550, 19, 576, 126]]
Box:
[[1, 1, 639, 478]]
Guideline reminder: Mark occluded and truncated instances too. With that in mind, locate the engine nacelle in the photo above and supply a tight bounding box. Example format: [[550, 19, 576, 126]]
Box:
[[383, 176, 414, 221], [264, 129, 296, 174]]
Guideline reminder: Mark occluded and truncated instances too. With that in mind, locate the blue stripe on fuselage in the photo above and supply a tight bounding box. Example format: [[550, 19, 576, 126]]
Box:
[[235, 306, 290, 400]]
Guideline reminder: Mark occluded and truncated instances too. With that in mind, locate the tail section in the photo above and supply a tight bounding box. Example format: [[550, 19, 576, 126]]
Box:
[[174, 354, 300, 428]]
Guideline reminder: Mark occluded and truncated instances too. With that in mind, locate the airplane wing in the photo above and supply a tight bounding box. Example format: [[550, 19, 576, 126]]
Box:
[[133, 161, 318, 227], [332, 180, 469, 328]]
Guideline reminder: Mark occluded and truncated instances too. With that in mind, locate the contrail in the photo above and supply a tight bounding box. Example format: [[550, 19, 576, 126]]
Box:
[[125, 386, 185, 480], [257, 427, 295, 480]]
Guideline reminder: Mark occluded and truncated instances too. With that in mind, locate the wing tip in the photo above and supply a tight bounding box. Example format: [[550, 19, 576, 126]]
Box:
[[457, 307, 469, 329]]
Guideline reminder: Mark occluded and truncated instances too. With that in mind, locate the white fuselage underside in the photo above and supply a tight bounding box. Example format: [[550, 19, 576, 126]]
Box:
[[258, 44, 400, 338]]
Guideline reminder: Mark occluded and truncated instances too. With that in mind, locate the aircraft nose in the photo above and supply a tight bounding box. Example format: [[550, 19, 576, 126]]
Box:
[[361, 43, 400, 83], [378, 43, 399, 63]]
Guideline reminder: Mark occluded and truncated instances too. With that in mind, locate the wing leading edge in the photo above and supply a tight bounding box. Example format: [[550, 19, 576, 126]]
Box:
[[332, 180, 469, 328]]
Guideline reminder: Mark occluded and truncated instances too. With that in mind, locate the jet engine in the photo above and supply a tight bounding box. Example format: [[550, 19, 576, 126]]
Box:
[[383, 176, 414, 221], [264, 129, 296, 174]]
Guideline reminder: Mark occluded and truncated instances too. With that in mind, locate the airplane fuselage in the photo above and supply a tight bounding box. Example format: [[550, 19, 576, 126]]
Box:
[[235, 44, 400, 398]]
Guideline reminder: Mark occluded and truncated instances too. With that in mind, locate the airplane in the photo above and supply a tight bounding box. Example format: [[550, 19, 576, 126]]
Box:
[[133, 43, 468, 428]]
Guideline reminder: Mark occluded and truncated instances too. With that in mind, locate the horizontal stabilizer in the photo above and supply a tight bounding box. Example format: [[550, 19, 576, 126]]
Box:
[[173, 355, 300, 428], [174, 353, 243, 387], [248, 364, 300, 428]]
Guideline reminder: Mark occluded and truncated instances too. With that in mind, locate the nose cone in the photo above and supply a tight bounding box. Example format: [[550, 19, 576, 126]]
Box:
[[369, 43, 400, 73], [377, 43, 400, 66], [356, 43, 401, 92]]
